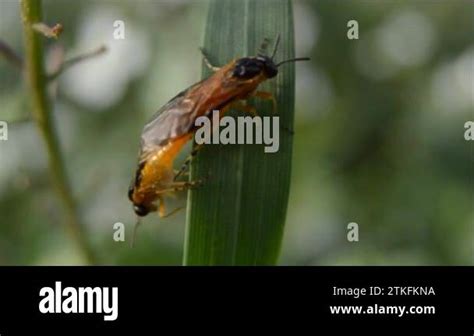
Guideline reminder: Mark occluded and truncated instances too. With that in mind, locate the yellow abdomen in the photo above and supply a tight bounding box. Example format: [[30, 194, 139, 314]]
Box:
[[132, 134, 192, 206]]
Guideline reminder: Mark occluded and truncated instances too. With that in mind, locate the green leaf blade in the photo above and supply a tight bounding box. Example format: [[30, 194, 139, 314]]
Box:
[[184, 0, 296, 266]]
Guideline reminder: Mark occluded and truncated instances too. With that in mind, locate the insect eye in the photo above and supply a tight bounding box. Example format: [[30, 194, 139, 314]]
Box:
[[263, 61, 278, 78], [233, 58, 262, 79], [134, 204, 150, 217]]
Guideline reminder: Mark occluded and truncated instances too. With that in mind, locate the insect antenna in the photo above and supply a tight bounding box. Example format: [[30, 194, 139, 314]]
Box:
[[130, 216, 142, 248], [270, 33, 309, 66], [271, 33, 281, 60], [276, 57, 311, 67]]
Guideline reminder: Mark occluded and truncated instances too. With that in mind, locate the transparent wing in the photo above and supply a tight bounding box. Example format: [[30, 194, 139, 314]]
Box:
[[139, 86, 201, 161]]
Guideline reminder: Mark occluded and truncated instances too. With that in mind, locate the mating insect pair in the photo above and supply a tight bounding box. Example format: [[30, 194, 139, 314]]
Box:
[[128, 35, 309, 238]]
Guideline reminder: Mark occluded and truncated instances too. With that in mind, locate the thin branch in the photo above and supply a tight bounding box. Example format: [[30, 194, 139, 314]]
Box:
[[32, 22, 63, 39], [0, 39, 23, 70], [6, 115, 31, 124], [48, 45, 107, 81], [20, 0, 96, 264]]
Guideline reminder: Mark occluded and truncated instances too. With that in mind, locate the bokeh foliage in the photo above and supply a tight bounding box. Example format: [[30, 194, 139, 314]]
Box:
[[0, 0, 472, 265]]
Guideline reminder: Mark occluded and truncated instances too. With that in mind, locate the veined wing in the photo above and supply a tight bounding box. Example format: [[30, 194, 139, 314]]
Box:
[[139, 83, 204, 161]]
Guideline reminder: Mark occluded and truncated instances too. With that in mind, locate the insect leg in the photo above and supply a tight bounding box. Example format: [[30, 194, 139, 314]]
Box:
[[257, 37, 271, 56], [174, 144, 203, 181], [157, 197, 184, 218], [171, 179, 205, 191], [253, 91, 294, 134], [162, 206, 184, 218], [229, 100, 258, 116], [173, 169, 189, 177], [199, 47, 221, 72], [155, 179, 205, 195], [157, 196, 166, 217], [253, 91, 277, 114]]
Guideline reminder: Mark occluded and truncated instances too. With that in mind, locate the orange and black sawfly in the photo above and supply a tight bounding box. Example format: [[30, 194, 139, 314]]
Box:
[[128, 36, 309, 228]]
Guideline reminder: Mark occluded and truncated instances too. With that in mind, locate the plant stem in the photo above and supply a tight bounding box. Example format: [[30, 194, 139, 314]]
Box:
[[20, 0, 96, 264]]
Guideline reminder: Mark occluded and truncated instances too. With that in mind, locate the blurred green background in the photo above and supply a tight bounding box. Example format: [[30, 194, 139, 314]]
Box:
[[0, 0, 472, 265]]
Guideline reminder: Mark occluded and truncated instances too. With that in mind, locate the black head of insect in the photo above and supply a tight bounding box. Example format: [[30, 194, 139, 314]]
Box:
[[232, 34, 310, 80], [128, 183, 155, 217], [133, 203, 150, 217], [133, 204, 150, 217]]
